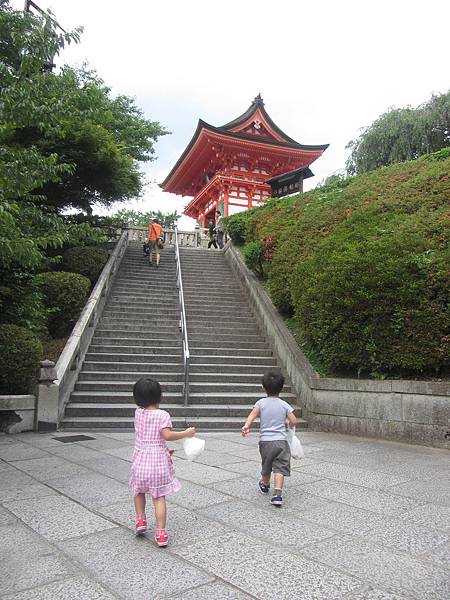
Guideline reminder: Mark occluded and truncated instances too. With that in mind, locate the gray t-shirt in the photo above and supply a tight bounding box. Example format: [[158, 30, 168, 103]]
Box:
[[255, 396, 293, 441]]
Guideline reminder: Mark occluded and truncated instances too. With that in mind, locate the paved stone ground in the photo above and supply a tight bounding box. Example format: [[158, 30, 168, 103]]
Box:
[[0, 429, 449, 600]]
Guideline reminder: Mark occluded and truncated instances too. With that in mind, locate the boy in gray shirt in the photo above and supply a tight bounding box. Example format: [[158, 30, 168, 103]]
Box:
[[242, 369, 297, 506]]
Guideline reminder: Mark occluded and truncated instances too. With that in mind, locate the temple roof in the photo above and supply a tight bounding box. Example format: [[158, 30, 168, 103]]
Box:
[[161, 96, 328, 193]]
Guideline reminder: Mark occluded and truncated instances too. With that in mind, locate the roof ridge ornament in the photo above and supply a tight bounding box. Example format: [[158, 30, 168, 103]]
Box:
[[253, 93, 264, 106]]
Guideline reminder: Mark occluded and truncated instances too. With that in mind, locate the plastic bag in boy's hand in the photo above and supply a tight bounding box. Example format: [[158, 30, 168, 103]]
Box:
[[287, 427, 304, 459], [182, 436, 205, 461]]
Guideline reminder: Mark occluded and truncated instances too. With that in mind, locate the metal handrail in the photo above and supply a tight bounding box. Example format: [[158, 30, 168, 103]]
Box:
[[174, 227, 190, 405]]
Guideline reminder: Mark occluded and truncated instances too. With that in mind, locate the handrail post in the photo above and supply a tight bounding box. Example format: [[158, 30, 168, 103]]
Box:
[[174, 227, 190, 407]]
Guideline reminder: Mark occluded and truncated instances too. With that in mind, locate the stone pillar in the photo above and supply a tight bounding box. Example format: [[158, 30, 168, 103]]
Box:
[[36, 359, 59, 432]]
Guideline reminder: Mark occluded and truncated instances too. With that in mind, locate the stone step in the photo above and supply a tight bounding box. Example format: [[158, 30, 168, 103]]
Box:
[[96, 324, 180, 334], [186, 308, 253, 318], [107, 298, 178, 307], [94, 329, 181, 339], [189, 347, 272, 357], [88, 345, 183, 355], [85, 352, 182, 363], [61, 416, 307, 431], [92, 337, 181, 347], [188, 333, 265, 343], [190, 355, 276, 366], [78, 371, 185, 382], [74, 381, 288, 394], [104, 306, 179, 316], [83, 361, 185, 372], [113, 278, 177, 289], [77, 371, 268, 383], [74, 381, 183, 393], [189, 363, 279, 374], [189, 340, 268, 349], [64, 403, 302, 418], [100, 316, 179, 326], [69, 390, 297, 403]]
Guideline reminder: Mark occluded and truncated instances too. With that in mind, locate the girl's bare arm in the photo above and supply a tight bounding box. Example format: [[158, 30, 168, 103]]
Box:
[[161, 427, 196, 441]]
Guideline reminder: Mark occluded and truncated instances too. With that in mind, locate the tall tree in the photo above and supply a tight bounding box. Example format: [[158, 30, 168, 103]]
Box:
[[346, 91, 450, 175]]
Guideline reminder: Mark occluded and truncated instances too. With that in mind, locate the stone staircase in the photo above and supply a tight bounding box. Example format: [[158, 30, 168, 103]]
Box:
[[180, 247, 305, 429], [63, 242, 184, 429], [62, 241, 305, 429]]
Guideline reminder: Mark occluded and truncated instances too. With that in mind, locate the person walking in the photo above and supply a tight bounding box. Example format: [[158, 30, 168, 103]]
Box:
[[215, 210, 225, 249], [148, 218, 163, 267], [129, 377, 196, 546], [241, 369, 297, 507], [207, 220, 218, 249]]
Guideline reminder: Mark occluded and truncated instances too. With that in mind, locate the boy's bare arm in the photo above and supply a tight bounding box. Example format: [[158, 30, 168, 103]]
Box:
[[287, 411, 297, 428], [241, 406, 260, 437]]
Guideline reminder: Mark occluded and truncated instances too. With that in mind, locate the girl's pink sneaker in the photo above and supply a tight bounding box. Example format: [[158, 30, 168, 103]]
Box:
[[155, 528, 169, 547], [135, 515, 147, 535]]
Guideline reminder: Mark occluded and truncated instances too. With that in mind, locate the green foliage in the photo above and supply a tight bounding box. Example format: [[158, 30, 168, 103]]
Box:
[[0, 324, 43, 394], [227, 150, 450, 377], [242, 241, 265, 278], [34, 271, 90, 337], [62, 246, 108, 284], [224, 211, 252, 245], [110, 209, 180, 229], [346, 90, 450, 174], [0, 270, 48, 334]]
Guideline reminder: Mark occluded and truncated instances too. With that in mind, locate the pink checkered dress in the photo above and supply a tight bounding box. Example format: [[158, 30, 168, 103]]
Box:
[[129, 408, 181, 498]]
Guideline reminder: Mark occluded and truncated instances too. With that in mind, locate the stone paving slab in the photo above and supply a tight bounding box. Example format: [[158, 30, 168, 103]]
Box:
[[172, 530, 360, 600], [159, 580, 254, 599], [4, 495, 118, 541], [199, 499, 335, 549], [57, 527, 214, 599], [300, 535, 450, 600], [398, 503, 450, 533], [0, 576, 118, 600], [344, 588, 415, 600], [298, 479, 425, 516], [296, 461, 412, 489], [0, 523, 74, 596], [0, 430, 448, 600]]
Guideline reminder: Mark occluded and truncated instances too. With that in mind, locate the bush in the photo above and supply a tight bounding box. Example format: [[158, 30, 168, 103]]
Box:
[[224, 211, 252, 245], [242, 241, 265, 278], [62, 246, 109, 284], [0, 269, 48, 334], [226, 150, 450, 376], [34, 271, 90, 337], [0, 324, 43, 394]]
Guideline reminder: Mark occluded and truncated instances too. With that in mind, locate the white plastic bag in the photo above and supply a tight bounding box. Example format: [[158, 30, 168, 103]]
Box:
[[287, 427, 304, 459], [182, 436, 205, 461]]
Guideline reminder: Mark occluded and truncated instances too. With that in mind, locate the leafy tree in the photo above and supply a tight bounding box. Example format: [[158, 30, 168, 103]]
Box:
[[110, 209, 181, 229], [346, 91, 450, 175], [0, 0, 168, 336]]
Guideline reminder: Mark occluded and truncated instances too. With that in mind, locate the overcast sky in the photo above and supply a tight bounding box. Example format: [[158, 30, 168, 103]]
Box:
[[13, 0, 450, 229]]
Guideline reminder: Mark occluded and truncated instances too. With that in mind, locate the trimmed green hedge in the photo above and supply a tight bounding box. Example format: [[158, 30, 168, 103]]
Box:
[[0, 324, 43, 394], [34, 271, 90, 337], [62, 246, 109, 284], [226, 149, 450, 376]]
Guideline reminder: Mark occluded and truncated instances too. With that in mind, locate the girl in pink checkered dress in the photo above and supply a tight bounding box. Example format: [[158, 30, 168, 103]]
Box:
[[129, 377, 195, 546]]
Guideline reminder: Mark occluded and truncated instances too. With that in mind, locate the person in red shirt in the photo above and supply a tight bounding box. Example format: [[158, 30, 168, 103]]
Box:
[[147, 219, 163, 267]]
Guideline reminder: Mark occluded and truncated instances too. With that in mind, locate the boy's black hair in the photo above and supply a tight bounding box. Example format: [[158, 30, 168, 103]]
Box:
[[133, 377, 162, 407], [262, 369, 284, 396]]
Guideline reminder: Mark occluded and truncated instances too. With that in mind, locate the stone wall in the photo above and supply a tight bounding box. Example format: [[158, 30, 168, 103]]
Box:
[[224, 244, 450, 449], [0, 395, 35, 433]]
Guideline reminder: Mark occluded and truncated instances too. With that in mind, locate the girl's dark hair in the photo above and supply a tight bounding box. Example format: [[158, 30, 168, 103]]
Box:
[[133, 377, 162, 407], [262, 369, 284, 396]]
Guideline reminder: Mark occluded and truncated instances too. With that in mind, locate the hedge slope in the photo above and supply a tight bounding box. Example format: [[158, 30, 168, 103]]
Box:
[[225, 149, 450, 377]]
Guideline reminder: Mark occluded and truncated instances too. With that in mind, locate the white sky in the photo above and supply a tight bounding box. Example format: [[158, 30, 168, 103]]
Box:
[[12, 0, 450, 229]]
